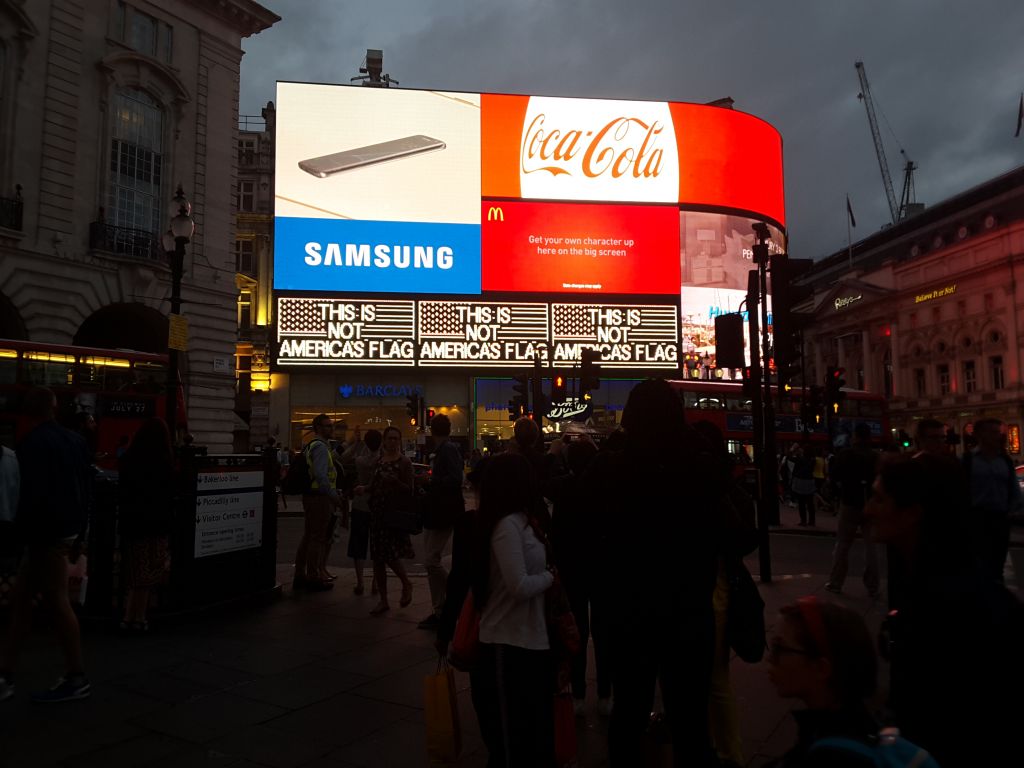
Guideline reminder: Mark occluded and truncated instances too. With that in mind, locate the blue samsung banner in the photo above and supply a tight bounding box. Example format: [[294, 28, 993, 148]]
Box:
[[274, 217, 482, 295]]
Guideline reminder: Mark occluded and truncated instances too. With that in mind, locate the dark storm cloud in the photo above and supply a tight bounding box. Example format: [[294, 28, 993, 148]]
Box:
[[242, 0, 1024, 260]]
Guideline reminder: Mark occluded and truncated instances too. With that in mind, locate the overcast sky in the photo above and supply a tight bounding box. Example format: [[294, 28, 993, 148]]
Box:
[[240, 0, 1024, 261]]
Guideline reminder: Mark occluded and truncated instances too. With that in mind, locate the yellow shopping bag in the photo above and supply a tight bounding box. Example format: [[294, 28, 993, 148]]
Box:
[[425, 658, 462, 764]]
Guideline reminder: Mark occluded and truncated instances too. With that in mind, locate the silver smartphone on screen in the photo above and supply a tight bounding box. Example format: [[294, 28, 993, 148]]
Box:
[[298, 135, 446, 178]]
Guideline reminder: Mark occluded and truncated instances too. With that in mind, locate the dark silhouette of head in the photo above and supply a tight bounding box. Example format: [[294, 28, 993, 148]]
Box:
[[124, 418, 173, 467], [621, 379, 686, 451], [24, 386, 57, 422], [430, 413, 452, 437], [364, 428, 382, 452]]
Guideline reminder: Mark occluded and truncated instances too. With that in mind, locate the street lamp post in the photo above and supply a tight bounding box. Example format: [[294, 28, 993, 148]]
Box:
[[161, 185, 195, 444]]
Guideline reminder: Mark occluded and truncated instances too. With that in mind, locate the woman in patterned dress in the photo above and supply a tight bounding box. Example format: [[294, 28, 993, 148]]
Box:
[[356, 426, 415, 615]]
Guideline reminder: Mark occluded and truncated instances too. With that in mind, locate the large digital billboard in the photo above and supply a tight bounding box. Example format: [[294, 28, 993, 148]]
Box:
[[273, 82, 785, 370]]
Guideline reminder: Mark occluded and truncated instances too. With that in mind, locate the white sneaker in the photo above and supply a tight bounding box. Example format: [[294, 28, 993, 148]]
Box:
[[573, 697, 585, 717], [597, 697, 613, 716]]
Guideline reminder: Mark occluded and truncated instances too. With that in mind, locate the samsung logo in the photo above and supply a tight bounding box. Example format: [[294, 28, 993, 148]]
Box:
[[304, 242, 454, 270]]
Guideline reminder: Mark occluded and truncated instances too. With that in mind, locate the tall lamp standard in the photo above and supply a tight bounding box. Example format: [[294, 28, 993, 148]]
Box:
[[161, 185, 195, 444]]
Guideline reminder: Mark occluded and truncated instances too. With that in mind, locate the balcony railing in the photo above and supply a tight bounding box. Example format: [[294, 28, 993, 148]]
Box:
[[89, 221, 161, 262], [237, 149, 273, 170], [0, 186, 23, 231]]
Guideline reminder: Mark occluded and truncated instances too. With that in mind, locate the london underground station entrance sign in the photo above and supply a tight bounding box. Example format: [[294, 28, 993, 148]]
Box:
[[272, 83, 785, 371]]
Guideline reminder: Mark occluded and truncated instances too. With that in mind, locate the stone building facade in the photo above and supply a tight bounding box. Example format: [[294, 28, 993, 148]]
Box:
[[0, 0, 278, 451], [797, 165, 1024, 457], [234, 101, 275, 451]]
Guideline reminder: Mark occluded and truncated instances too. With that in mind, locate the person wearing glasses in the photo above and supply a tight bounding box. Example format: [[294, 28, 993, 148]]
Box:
[[765, 597, 879, 768]]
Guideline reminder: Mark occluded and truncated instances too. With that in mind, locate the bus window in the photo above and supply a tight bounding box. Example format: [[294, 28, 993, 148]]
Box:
[[78, 356, 134, 391], [23, 351, 75, 387], [726, 396, 754, 412], [0, 348, 16, 385], [855, 399, 883, 418], [132, 361, 166, 393]]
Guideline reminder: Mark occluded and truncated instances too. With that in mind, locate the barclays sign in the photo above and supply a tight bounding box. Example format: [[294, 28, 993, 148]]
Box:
[[339, 384, 424, 399]]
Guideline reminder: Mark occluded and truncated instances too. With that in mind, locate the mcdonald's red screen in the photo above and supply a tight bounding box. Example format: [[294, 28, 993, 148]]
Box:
[[481, 200, 679, 294]]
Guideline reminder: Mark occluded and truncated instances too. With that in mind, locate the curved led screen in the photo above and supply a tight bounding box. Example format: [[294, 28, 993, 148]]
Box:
[[273, 82, 785, 371]]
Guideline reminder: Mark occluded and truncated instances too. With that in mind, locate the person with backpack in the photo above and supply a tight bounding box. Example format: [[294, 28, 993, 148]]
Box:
[[867, 453, 1024, 765], [962, 418, 1022, 582], [764, 597, 894, 768], [292, 414, 342, 592], [825, 424, 880, 598]]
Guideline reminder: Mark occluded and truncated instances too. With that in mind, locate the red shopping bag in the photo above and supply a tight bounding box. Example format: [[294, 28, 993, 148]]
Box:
[[554, 690, 578, 768], [449, 591, 480, 672]]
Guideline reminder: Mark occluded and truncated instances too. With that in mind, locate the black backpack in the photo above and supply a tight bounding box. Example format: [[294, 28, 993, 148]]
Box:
[[281, 441, 320, 495]]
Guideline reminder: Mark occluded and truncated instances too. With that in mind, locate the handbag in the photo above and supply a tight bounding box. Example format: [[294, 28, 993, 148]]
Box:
[[553, 690, 578, 768], [449, 591, 481, 672], [525, 516, 581, 660], [381, 485, 424, 535], [725, 558, 766, 663], [424, 657, 462, 764], [546, 573, 581, 659]]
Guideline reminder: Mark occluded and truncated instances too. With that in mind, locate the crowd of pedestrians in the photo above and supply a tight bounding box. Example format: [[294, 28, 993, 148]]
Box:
[[419, 380, 1024, 767], [3, 379, 1024, 767]]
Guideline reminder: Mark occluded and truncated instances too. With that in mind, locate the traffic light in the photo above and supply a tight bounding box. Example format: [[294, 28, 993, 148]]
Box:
[[426, 408, 436, 424], [580, 349, 601, 393], [405, 393, 420, 426], [804, 385, 826, 426], [898, 430, 912, 449], [551, 372, 567, 403], [824, 365, 847, 414], [771, 252, 800, 382], [741, 366, 757, 398]]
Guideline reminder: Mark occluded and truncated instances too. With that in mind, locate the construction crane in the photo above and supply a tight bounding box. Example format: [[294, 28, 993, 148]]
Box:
[[855, 61, 918, 225]]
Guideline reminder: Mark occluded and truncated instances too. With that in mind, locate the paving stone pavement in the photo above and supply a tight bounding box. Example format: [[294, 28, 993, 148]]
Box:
[[0, 527, 892, 768]]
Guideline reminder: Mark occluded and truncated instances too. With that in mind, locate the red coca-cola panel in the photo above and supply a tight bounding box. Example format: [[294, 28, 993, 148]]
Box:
[[481, 200, 679, 294]]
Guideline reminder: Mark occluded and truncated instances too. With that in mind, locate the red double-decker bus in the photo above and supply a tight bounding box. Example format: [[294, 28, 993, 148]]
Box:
[[667, 378, 890, 454], [0, 339, 185, 467]]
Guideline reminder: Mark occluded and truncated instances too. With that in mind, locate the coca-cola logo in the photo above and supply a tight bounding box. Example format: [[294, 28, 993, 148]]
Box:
[[521, 113, 666, 180]]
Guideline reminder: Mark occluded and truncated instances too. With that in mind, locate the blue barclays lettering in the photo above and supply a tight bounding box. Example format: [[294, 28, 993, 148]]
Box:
[[340, 384, 424, 399]]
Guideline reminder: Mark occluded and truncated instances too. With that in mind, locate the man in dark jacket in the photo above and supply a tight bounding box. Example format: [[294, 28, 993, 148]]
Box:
[[418, 413, 464, 630], [0, 387, 92, 703], [825, 424, 880, 597]]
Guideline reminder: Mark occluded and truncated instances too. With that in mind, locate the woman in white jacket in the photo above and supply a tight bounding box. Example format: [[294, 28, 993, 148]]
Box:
[[472, 451, 556, 768]]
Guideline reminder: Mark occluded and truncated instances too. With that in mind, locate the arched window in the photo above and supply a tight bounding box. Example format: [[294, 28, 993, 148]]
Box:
[[107, 88, 163, 234]]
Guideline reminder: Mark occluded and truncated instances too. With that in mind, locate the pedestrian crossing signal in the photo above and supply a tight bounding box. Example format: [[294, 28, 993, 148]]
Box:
[[552, 373, 566, 402]]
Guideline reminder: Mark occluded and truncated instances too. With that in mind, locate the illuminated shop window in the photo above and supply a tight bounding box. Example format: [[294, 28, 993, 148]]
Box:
[[1008, 425, 1021, 455]]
